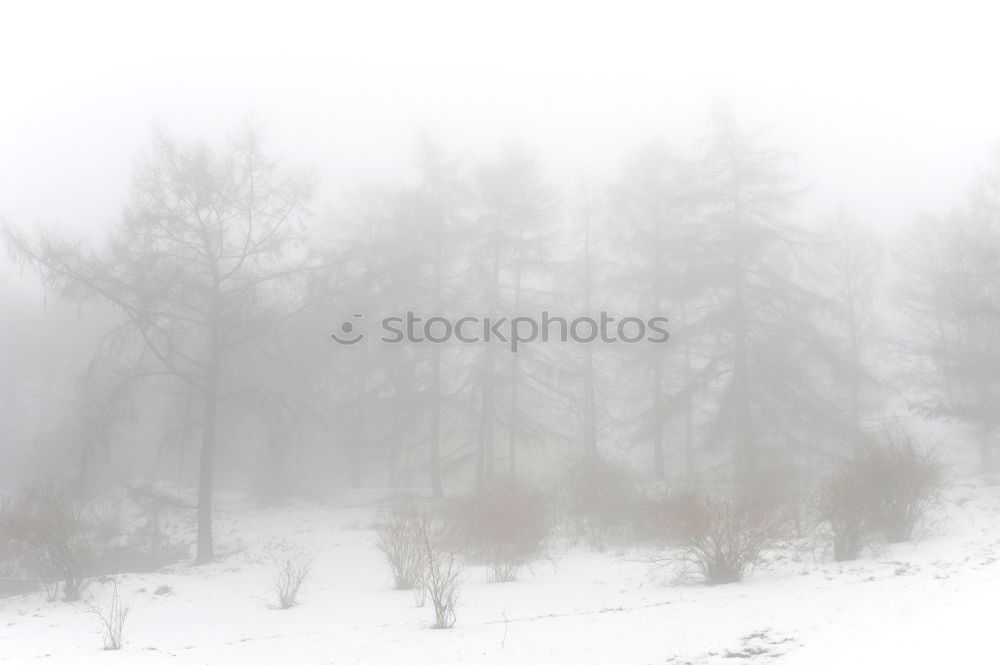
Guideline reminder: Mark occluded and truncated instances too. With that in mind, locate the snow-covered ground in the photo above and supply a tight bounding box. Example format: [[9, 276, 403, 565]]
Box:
[[3, 477, 1000, 664]]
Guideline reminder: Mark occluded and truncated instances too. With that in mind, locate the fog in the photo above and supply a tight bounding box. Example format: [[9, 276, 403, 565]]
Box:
[[4, 2, 999, 236], [2, 2, 1000, 663]]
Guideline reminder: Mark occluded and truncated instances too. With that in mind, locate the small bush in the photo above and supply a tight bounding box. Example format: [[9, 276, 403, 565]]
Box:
[[271, 553, 312, 609], [416, 516, 463, 629], [821, 463, 868, 561], [661, 488, 784, 584], [1, 485, 186, 599], [819, 426, 943, 558], [121, 488, 189, 571], [449, 484, 551, 582], [375, 496, 427, 590], [855, 427, 943, 543], [562, 455, 637, 548], [0, 492, 33, 596], [88, 574, 128, 650], [412, 584, 427, 608], [484, 548, 521, 583], [748, 466, 816, 540], [90, 497, 130, 544], [7, 482, 93, 601], [43, 578, 59, 602]]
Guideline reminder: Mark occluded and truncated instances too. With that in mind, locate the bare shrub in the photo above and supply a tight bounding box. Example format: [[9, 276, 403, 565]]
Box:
[[121, 486, 189, 570], [87, 574, 129, 650], [661, 488, 784, 584], [426, 554, 462, 628], [43, 578, 59, 602], [0, 491, 11, 546], [855, 426, 944, 543], [271, 553, 312, 609], [415, 514, 463, 629], [0, 492, 33, 596], [375, 496, 427, 590], [1, 484, 184, 598], [412, 584, 427, 608], [562, 455, 637, 548], [818, 427, 942, 558], [89, 497, 131, 544], [749, 467, 816, 540], [449, 485, 551, 583], [821, 463, 868, 561], [484, 543, 522, 583], [7, 483, 93, 601]]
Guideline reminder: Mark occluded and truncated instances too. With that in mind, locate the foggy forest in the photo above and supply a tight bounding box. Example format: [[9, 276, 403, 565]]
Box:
[[2, 2, 1000, 664]]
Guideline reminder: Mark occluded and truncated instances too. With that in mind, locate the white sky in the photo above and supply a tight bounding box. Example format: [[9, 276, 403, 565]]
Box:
[[2, 0, 999, 237]]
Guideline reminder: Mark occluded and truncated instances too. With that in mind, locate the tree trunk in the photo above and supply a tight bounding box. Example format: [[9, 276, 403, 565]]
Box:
[[476, 348, 495, 494], [683, 326, 694, 482], [583, 345, 597, 456], [653, 360, 665, 479], [731, 161, 755, 482], [349, 344, 369, 489], [195, 348, 220, 565], [429, 344, 444, 497], [477, 241, 502, 494], [509, 356, 519, 483], [582, 214, 597, 457]]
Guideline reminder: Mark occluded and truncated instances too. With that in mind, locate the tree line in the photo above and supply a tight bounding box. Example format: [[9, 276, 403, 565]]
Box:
[[4, 109, 999, 563]]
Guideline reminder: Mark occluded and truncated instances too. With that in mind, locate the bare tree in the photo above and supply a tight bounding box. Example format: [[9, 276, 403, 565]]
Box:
[[812, 210, 885, 457], [471, 142, 557, 489], [409, 136, 469, 497], [695, 106, 840, 479], [610, 139, 702, 479], [897, 153, 1000, 472], [5, 121, 315, 563]]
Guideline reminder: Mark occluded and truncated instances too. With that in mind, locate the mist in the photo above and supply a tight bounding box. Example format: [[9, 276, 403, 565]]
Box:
[[2, 2, 1000, 663]]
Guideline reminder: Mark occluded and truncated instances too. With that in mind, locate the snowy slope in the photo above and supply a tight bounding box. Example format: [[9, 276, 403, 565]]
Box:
[[2, 478, 999, 665]]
